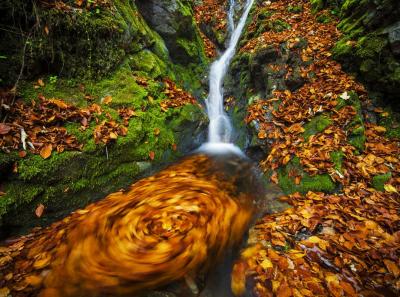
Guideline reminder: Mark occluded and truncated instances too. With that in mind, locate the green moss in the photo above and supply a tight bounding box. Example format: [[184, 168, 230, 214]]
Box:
[[378, 108, 400, 139], [278, 157, 336, 195], [332, 38, 354, 59], [288, 5, 303, 13], [269, 19, 291, 32], [330, 151, 344, 173], [128, 50, 167, 79], [356, 35, 387, 59], [372, 172, 392, 191], [316, 13, 332, 23], [303, 115, 332, 141], [0, 184, 44, 218], [310, 0, 325, 13], [335, 91, 366, 151]]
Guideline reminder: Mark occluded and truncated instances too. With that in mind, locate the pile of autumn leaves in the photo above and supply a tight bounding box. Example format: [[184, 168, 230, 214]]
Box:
[[0, 78, 195, 159], [233, 0, 400, 296]]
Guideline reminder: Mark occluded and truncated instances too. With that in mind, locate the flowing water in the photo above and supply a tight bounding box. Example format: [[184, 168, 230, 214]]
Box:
[[205, 0, 255, 144]]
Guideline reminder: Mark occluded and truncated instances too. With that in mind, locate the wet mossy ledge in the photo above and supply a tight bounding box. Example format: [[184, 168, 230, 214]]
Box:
[[0, 0, 209, 236]]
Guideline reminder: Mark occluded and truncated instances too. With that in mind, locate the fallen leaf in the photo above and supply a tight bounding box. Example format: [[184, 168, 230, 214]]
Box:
[[0, 287, 10, 297], [35, 204, 45, 218], [384, 259, 400, 277], [384, 184, 397, 193], [102, 95, 113, 105], [0, 123, 11, 135], [25, 274, 42, 287], [18, 151, 27, 158], [40, 144, 52, 159], [154, 128, 160, 136], [109, 132, 118, 139], [33, 252, 51, 269], [149, 151, 155, 160], [231, 262, 246, 296], [260, 258, 273, 270], [38, 79, 45, 87]]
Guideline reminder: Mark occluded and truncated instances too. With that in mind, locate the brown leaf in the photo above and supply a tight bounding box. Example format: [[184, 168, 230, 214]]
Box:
[[44, 25, 49, 35], [40, 144, 53, 159], [35, 204, 45, 218], [18, 151, 27, 158], [172, 143, 177, 151], [0, 123, 11, 135], [38, 79, 45, 87]]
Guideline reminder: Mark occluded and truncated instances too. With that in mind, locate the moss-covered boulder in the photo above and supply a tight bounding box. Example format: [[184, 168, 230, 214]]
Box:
[[0, 0, 210, 237], [136, 0, 207, 65], [329, 0, 400, 109]]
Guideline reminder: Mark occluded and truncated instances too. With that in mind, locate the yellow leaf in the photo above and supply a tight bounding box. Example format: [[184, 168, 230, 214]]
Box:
[[102, 95, 113, 105], [384, 184, 397, 193], [260, 258, 273, 270], [109, 132, 118, 139], [0, 287, 10, 297]]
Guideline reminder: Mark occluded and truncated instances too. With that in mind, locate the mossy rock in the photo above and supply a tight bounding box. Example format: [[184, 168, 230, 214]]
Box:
[[372, 172, 392, 191], [332, 0, 400, 108], [0, 0, 172, 84], [0, 101, 207, 237], [303, 115, 333, 141], [278, 156, 336, 195]]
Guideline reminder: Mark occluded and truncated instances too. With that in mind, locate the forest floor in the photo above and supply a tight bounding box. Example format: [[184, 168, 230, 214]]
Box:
[[232, 1, 400, 296]]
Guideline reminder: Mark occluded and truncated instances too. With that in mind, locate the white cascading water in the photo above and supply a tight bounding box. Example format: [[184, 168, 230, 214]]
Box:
[[205, 0, 255, 144]]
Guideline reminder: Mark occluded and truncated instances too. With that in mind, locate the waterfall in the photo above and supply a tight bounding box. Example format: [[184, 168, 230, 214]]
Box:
[[205, 0, 255, 144]]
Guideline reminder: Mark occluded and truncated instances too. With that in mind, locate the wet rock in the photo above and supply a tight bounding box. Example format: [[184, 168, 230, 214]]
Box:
[[136, 0, 205, 65], [387, 21, 400, 55]]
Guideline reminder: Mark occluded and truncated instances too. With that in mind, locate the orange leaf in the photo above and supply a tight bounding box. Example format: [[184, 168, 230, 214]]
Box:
[[102, 95, 113, 105], [384, 259, 400, 277], [40, 144, 53, 159], [172, 143, 177, 151], [35, 204, 45, 218], [18, 151, 27, 158], [48, 98, 68, 109], [149, 151, 155, 160]]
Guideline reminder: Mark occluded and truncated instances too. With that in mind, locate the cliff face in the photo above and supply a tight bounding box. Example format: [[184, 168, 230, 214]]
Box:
[[0, 0, 209, 236]]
